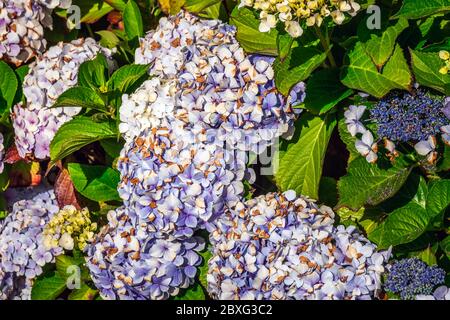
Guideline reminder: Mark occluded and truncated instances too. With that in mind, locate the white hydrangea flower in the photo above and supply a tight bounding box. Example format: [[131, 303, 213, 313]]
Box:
[[11, 38, 114, 159], [0, 0, 72, 66], [239, 0, 362, 37]]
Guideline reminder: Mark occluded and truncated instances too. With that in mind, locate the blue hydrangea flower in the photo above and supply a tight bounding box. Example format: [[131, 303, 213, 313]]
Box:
[[0, 188, 62, 300], [85, 207, 205, 300], [208, 190, 391, 300], [132, 10, 304, 154], [117, 109, 246, 239], [11, 38, 114, 159], [118, 12, 306, 240], [384, 258, 446, 300], [0, 0, 72, 66], [415, 286, 450, 300], [369, 90, 448, 142]]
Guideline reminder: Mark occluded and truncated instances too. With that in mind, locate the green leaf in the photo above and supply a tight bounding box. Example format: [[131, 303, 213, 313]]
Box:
[[380, 173, 428, 212], [440, 236, 450, 259], [337, 114, 360, 163], [108, 64, 150, 94], [66, 0, 113, 27], [319, 177, 338, 208], [31, 272, 67, 300], [230, 7, 278, 56], [341, 43, 412, 98], [50, 117, 117, 164], [174, 283, 205, 300], [68, 163, 121, 202], [159, 0, 185, 14], [392, 0, 450, 20], [104, 0, 127, 11], [184, 0, 220, 13], [438, 145, 450, 171], [277, 34, 294, 60], [274, 44, 327, 96], [368, 202, 429, 248], [78, 53, 109, 89], [197, 1, 223, 19], [198, 249, 212, 291], [51, 87, 106, 112], [100, 139, 124, 159], [410, 49, 450, 94], [13, 65, 29, 106], [55, 255, 84, 279], [336, 206, 365, 221], [96, 30, 121, 49], [426, 179, 450, 219], [68, 284, 98, 300], [303, 68, 353, 114], [337, 157, 411, 210], [362, 18, 409, 67], [275, 113, 336, 199], [123, 0, 144, 41], [0, 61, 18, 114], [417, 246, 437, 266]]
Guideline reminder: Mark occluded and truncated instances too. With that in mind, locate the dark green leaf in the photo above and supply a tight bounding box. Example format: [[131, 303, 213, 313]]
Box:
[[392, 0, 450, 20], [78, 54, 109, 89], [123, 0, 144, 41], [0, 61, 18, 114], [440, 236, 450, 259], [51, 87, 106, 112], [230, 7, 278, 55], [410, 49, 450, 94], [361, 18, 409, 67], [303, 68, 353, 114], [96, 30, 121, 49], [319, 177, 338, 208], [31, 272, 67, 300], [198, 249, 212, 291], [174, 283, 205, 300], [68, 284, 98, 300], [275, 113, 336, 199], [108, 64, 150, 94], [184, 0, 220, 13], [100, 139, 124, 159], [274, 44, 327, 96], [68, 163, 121, 202], [368, 202, 429, 248], [426, 179, 450, 220], [341, 43, 412, 98], [50, 117, 117, 164], [337, 157, 411, 210]]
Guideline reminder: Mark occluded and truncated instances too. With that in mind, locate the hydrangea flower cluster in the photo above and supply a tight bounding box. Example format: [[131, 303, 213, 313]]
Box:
[[118, 113, 246, 239], [118, 11, 305, 239], [0, 133, 4, 174], [344, 90, 450, 164], [0, 188, 62, 300], [416, 286, 450, 300], [384, 258, 446, 300], [208, 190, 390, 300], [42, 205, 97, 251], [238, 0, 361, 37], [85, 206, 205, 300], [133, 11, 303, 153], [0, 0, 72, 66], [11, 38, 113, 159], [439, 50, 450, 74]]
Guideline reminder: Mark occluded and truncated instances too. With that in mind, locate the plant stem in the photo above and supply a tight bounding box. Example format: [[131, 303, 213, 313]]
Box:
[[314, 25, 337, 68], [86, 24, 95, 39]]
